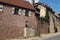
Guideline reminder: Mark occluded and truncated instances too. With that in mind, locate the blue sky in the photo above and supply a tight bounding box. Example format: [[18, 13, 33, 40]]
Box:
[[39, 0, 60, 13], [28, 0, 60, 13]]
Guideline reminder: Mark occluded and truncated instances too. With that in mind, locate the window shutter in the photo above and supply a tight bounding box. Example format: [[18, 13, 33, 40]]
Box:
[[12, 7, 15, 14], [0, 4, 3, 8], [29, 11, 31, 16], [18, 9, 22, 15], [23, 10, 25, 16], [0, 4, 3, 12], [0, 9, 3, 12]]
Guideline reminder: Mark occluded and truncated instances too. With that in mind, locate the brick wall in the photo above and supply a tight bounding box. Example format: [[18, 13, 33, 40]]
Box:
[[0, 5, 37, 39], [36, 5, 49, 34], [37, 20, 49, 34]]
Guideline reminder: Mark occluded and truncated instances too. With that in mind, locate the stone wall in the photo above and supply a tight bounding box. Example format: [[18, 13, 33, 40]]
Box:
[[36, 4, 49, 34], [49, 13, 55, 33], [55, 19, 60, 32], [26, 27, 35, 37]]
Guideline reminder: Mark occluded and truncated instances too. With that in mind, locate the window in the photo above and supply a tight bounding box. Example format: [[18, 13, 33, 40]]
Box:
[[14, 8, 19, 14], [22, 9, 31, 16], [25, 10, 29, 16], [12, 7, 19, 14], [0, 4, 3, 12], [29, 11, 31, 16], [25, 21, 29, 27]]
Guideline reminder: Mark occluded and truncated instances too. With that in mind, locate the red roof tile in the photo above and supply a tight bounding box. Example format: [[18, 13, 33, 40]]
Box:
[[0, 0, 35, 10]]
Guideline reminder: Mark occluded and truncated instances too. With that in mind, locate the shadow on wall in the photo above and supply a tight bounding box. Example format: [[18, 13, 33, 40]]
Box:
[[54, 27, 58, 33]]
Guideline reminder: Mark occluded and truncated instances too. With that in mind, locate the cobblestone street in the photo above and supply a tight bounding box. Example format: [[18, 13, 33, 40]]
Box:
[[5, 33, 60, 40]]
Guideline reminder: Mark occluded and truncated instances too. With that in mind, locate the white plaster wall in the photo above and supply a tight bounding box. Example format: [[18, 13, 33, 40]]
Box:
[[37, 5, 46, 17]]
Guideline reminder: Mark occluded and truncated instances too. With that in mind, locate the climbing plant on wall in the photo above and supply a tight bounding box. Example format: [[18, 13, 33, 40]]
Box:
[[41, 10, 49, 22]]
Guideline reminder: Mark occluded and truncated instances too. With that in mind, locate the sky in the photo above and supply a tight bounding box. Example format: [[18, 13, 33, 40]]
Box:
[[27, 0, 60, 13], [39, 0, 60, 13], [26, 0, 39, 3]]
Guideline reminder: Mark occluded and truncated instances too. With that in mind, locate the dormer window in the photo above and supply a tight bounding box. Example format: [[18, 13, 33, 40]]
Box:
[[0, 4, 3, 12], [14, 7, 19, 14]]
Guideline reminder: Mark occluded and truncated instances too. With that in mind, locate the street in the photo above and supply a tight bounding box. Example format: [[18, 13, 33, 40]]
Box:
[[43, 34, 60, 40], [38, 33, 60, 40], [5, 33, 60, 40], [20, 33, 60, 40]]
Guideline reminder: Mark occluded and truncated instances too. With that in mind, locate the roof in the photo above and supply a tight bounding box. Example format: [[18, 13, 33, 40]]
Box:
[[59, 14, 60, 16], [35, 2, 54, 13], [34, 2, 47, 8], [0, 0, 35, 10]]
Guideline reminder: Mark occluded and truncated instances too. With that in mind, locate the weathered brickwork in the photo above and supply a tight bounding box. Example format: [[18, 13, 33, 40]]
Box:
[[35, 3, 49, 34], [0, 5, 37, 38]]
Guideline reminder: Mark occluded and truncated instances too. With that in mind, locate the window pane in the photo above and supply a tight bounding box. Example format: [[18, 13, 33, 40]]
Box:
[[12, 7, 15, 13], [0, 4, 3, 8], [23, 10, 25, 12], [12, 7, 19, 14], [12, 7, 15, 10], [12, 11, 14, 14], [29, 11, 31, 13], [18, 9, 22, 15], [29, 11, 31, 16], [19, 9, 21, 11], [0, 9, 3, 12], [14, 8, 19, 14], [23, 10, 25, 16], [25, 10, 29, 16], [0, 4, 3, 12], [23, 12, 25, 16]]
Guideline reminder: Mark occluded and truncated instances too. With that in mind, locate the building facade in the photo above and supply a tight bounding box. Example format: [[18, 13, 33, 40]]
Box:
[[34, 2, 58, 34], [34, 3, 49, 34], [47, 8, 55, 33], [54, 13, 60, 32], [0, 0, 37, 39]]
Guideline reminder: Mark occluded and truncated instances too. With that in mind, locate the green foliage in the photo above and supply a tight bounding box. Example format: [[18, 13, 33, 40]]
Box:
[[41, 10, 49, 22]]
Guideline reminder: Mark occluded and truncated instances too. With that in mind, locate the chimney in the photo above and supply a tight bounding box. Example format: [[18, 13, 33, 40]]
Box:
[[32, 0, 35, 6]]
